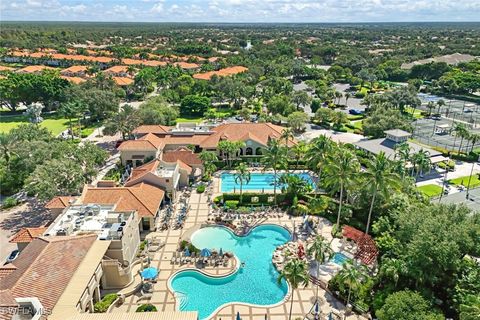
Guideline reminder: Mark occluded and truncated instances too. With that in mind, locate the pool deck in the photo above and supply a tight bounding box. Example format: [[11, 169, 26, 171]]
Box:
[[108, 186, 369, 320]]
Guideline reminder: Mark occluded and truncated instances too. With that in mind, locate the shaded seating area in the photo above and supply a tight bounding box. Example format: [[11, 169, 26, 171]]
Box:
[[342, 226, 378, 265]]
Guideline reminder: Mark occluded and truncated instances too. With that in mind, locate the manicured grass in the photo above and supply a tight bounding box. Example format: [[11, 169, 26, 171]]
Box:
[[449, 174, 480, 188], [176, 116, 204, 123], [417, 184, 443, 198], [404, 107, 424, 119], [0, 114, 74, 136]]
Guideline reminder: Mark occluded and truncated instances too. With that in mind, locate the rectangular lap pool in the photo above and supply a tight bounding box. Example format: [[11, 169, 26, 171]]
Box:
[[220, 172, 315, 193]]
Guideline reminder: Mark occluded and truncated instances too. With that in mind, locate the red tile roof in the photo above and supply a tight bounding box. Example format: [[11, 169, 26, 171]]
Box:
[[9, 227, 47, 243], [80, 183, 164, 217], [133, 125, 171, 135], [0, 235, 97, 314], [61, 76, 86, 84], [112, 77, 134, 86], [45, 196, 76, 209], [60, 65, 87, 74], [162, 147, 202, 167], [193, 66, 248, 80], [16, 65, 55, 73], [0, 66, 15, 72]]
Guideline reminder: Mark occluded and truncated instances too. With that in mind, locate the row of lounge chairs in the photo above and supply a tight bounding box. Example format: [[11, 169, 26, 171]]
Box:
[[170, 251, 230, 267]]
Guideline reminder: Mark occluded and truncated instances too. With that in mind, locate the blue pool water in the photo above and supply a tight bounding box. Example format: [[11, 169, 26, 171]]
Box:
[[220, 172, 315, 193], [331, 252, 350, 265], [169, 225, 291, 319]]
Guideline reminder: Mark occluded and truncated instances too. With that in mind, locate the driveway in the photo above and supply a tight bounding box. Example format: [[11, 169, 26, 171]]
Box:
[[0, 199, 51, 263]]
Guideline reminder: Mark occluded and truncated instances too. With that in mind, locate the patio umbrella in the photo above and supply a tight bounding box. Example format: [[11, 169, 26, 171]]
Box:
[[184, 247, 191, 257], [236, 312, 241, 320], [201, 248, 212, 257], [219, 248, 223, 257], [140, 267, 158, 280]]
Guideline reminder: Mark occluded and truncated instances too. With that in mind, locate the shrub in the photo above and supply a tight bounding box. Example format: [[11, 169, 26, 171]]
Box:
[[136, 304, 157, 312], [237, 206, 250, 214], [196, 184, 206, 193], [437, 160, 455, 171], [2, 197, 18, 209], [94, 293, 118, 313], [225, 200, 239, 210], [201, 175, 211, 182]]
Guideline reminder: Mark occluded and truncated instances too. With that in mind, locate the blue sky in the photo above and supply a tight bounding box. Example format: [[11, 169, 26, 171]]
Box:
[[1, 0, 480, 22]]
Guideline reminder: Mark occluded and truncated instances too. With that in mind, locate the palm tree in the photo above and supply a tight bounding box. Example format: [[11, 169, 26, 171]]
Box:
[[126, 65, 136, 77], [277, 259, 309, 320], [59, 100, 86, 140], [362, 152, 401, 235], [467, 132, 480, 154], [436, 99, 445, 115], [262, 139, 288, 205], [331, 111, 348, 130], [334, 91, 343, 105], [280, 127, 294, 146], [337, 260, 365, 310], [426, 101, 435, 117], [307, 235, 333, 300], [394, 142, 411, 179], [292, 141, 308, 170], [411, 150, 431, 181], [344, 92, 351, 107], [103, 104, 140, 140], [323, 147, 360, 229], [306, 135, 332, 185], [379, 258, 407, 288], [234, 163, 251, 203], [454, 123, 469, 154], [0, 133, 16, 168], [199, 151, 218, 177]]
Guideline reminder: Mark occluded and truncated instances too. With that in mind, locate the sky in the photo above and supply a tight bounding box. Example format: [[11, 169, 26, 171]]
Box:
[[1, 0, 480, 23]]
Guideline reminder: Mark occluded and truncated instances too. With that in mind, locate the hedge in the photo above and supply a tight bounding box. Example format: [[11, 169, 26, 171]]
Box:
[[221, 193, 288, 205], [196, 185, 206, 193], [136, 304, 157, 312], [94, 294, 118, 313], [1, 197, 18, 209]]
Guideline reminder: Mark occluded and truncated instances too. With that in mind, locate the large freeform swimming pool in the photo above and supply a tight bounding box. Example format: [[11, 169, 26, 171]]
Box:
[[169, 225, 291, 319], [220, 172, 315, 193]]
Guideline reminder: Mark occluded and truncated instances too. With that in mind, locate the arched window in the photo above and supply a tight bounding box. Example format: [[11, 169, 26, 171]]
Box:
[[246, 147, 253, 155], [238, 149, 243, 156], [255, 147, 263, 155]]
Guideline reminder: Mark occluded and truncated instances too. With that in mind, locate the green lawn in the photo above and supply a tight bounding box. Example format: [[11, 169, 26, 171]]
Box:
[[176, 116, 204, 123], [417, 184, 443, 198], [449, 174, 480, 188], [1, 114, 74, 136], [404, 107, 424, 119]]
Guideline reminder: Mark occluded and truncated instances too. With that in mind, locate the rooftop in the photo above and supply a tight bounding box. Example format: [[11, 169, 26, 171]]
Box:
[[45, 204, 134, 240], [9, 227, 47, 244], [354, 138, 441, 159]]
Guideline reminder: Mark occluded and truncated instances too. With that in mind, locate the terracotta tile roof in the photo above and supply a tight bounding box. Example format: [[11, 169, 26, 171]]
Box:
[[0, 289, 17, 307], [117, 139, 157, 151], [104, 65, 129, 74], [9, 227, 47, 243], [121, 58, 144, 66], [113, 77, 134, 86], [174, 62, 200, 69], [80, 183, 164, 217], [0, 265, 17, 282], [45, 196, 76, 209], [124, 160, 161, 185], [193, 66, 248, 80], [61, 76, 86, 84], [0, 235, 97, 313], [133, 125, 171, 135], [162, 147, 202, 166], [163, 135, 210, 147], [0, 66, 15, 72], [200, 123, 295, 148], [15, 65, 55, 73], [142, 60, 167, 67], [176, 160, 192, 175], [60, 65, 87, 74]]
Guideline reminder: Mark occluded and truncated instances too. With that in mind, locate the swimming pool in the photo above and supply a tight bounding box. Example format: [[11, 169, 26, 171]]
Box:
[[331, 252, 350, 265], [220, 172, 315, 193], [169, 225, 291, 319]]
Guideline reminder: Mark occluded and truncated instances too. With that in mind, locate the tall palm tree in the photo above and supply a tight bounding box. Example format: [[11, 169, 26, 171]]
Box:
[[344, 92, 351, 107], [337, 260, 365, 310], [292, 141, 308, 170], [59, 100, 86, 141], [455, 123, 469, 154], [323, 147, 360, 229], [394, 142, 411, 179], [199, 151, 218, 177], [234, 163, 251, 204], [411, 150, 431, 181], [426, 101, 435, 117], [306, 135, 332, 185], [277, 259, 309, 320], [262, 139, 288, 205], [280, 127, 294, 146], [362, 152, 401, 235], [436, 99, 445, 115], [467, 132, 480, 154], [307, 235, 333, 300]]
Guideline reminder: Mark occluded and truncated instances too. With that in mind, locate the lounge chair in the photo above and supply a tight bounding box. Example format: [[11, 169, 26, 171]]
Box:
[[170, 252, 177, 264]]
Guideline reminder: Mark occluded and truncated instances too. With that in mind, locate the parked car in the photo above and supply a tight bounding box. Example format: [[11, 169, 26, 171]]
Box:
[[6, 250, 19, 263], [235, 116, 244, 121], [349, 109, 364, 115]]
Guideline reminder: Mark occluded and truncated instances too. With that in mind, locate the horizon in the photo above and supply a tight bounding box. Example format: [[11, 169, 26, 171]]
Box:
[[1, 0, 480, 23]]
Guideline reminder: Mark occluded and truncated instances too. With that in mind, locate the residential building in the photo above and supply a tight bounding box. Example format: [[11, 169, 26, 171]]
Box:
[[61, 65, 88, 77], [193, 66, 248, 80], [45, 196, 77, 218], [76, 182, 165, 231], [15, 65, 55, 74], [103, 66, 130, 78], [118, 122, 295, 167]]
